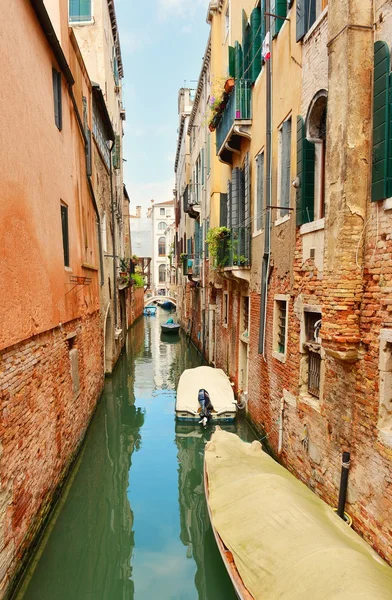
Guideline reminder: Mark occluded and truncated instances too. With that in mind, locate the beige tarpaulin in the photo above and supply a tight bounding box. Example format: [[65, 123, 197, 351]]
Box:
[[205, 429, 392, 599], [176, 366, 235, 415]]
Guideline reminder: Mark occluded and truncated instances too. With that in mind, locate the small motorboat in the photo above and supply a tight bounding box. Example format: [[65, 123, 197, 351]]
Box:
[[143, 305, 157, 316], [204, 429, 392, 600], [161, 321, 180, 334], [175, 366, 237, 422]]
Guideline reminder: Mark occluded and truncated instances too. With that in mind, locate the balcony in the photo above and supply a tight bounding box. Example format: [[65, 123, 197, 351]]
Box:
[[216, 80, 252, 165], [182, 185, 200, 219], [217, 227, 251, 281]]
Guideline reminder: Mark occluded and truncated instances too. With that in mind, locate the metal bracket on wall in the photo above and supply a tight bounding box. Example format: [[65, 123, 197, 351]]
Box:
[[66, 276, 91, 295]]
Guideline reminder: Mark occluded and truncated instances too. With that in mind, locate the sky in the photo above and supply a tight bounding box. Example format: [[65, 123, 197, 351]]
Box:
[[115, 0, 210, 215]]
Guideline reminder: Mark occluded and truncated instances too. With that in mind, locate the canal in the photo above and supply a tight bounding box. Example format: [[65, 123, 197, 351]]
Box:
[[17, 310, 257, 600]]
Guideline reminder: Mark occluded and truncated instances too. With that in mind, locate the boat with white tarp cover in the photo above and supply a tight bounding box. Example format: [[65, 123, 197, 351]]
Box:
[[175, 366, 237, 422], [204, 428, 392, 600]]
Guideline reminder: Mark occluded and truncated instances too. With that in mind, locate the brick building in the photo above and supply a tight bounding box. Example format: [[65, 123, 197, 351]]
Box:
[[175, 0, 392, 564]]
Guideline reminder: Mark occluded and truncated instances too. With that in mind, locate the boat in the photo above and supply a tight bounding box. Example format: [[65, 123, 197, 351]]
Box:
[[204, 428, 392, 600], [175, 366, 237, 422], [161, 322, 181, 334], [143, 305, 157, 316]]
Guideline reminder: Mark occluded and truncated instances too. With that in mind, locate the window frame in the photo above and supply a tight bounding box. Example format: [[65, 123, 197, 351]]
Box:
[[158, 236, 166, 257], [68, 0, 93, 24], [223, 292, 229, 327], [272, 295, 289, 362], [277, 117, 292, 219], [160, 208, 165, 215], [254, 150, 264, 235], [52, 67, 62, 131], [61, 202, 70, 267], [158, 221, 167, 231], [158, 264, 166, 283]]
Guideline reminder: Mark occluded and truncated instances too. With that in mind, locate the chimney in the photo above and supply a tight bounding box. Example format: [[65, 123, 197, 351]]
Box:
[[136, 206, 141, 218]]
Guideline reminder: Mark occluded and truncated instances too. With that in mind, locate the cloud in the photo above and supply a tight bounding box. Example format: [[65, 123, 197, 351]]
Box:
[[125, 178, 175, 213], [158, 0, 206, 21], [120, 31, 152, 54]]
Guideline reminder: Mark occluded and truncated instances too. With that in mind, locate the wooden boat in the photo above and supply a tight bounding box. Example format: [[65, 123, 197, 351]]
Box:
[[204, 429, 392, 600], [161, 322, 180, 334], [175, 366, 237, 422], [143, 305, 157, 316]]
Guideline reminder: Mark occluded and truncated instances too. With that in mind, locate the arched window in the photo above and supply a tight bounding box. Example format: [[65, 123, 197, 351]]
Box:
[[158, 237, 166, 256], [158, 221, 167, 230], [305, 90, 328, 221], [159, 264, 166, 283]]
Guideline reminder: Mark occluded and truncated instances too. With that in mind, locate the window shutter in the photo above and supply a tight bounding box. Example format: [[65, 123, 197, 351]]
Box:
[[86, 127, 92, 176], [260, 0, 266, 53], [250, 7, 262, 83], [234, 41, 243, 80], [256, 153, 264, 230], [271, 0, 286, 39], [296, 116, 315, 226], [113, 135, 121, 169], [80, 0, 91, 20], [281, 119, 292, 213], [227, 180, 232, 229], [220, 193, 228, 227], [372, 41, 390, 201], [243, 153, 250, 259], [242, 10, 251, 79], [52, 68, 62, 130], [205, 218, 210, 257], [228, 46, 236, 78], [207, 134, 211, 175], [231, 168, 241, 227], [201, 148, 205, 186], [296, 0, 315, 42], [61, 205, 69, 266]]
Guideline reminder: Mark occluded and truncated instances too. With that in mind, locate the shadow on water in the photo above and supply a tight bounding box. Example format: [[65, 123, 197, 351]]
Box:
[[19, 311, 256, 600]]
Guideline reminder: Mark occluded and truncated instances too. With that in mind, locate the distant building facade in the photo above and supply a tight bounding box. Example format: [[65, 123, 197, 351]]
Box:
[[150, 200, 175, 296]]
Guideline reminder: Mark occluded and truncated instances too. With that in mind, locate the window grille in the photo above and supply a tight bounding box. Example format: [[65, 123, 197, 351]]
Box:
[[61, 204, 69, 266], [52, 68, 62, 130], [308, 350, 321, 397], [277, 300, 286, 353]]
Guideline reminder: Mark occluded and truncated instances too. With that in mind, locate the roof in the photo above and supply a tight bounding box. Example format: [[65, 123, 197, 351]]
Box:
[[154, 200, 174, 207], [205, 429, 392, 600], [188, 35, 211, 134], [176, 366, 235, 413], [107, 0, 123, 78]]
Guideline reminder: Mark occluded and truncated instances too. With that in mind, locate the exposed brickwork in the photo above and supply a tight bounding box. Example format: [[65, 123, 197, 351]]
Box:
[[128, 287, 144, 327], [0, 313, 104, 594]]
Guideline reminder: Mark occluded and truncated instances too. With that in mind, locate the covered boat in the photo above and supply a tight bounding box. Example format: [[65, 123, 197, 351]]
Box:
[[204, 428, 392, 600], [161, 322, 180, 334], [143, 305, 157, 316], [176, 366, 236, 422]]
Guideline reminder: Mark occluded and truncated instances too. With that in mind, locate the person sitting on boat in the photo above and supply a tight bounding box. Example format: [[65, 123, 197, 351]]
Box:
[[198, 389, 213, 426], [166, 317, 174, 324]]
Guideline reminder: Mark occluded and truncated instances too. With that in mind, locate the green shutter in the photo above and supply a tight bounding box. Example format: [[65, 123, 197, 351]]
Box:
[[256, 153, 264, 230], [250, 7, 262, 83], [260, 0, 266, 49], [296, 116, 315, 226], [234, 41, 243, 80], [201, 148, 205, 186], [220, 193, 228, 227], [271, 0, 287, 38], [296, 0, 316, 42], [112, 135, 121, 169], [207, 134, 211, 175], [228, 46, 236, 78], [372, 41, 390, 201]]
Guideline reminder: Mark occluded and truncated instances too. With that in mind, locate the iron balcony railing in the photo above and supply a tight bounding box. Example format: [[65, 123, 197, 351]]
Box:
[[216, 80, 252, 153], [217, 227, 251, 269]]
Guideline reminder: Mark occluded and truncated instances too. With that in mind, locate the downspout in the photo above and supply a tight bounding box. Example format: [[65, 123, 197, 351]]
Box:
[[69, 84, 104, 286], [258, 0, 273, 355], [109, 144, 118, 329], [278, 397, 284, 454]]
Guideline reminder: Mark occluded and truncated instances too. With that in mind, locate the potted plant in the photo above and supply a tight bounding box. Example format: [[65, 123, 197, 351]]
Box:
[[119, 258, 129, 276], [224, 77, 235, 94], [205, 226, 231, 269]]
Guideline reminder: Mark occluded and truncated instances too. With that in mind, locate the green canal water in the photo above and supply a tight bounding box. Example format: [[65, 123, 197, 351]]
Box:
[[18, 310, 257, 600]]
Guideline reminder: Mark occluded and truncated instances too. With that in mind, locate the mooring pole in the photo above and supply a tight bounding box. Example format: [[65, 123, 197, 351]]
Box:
[[337, 451, 351, 519]]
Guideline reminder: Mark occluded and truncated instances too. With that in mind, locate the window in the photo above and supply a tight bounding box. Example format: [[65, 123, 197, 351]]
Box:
[[160, 208, 165, 215], [112, 135, 121, 170], [158, 222, 167, 231], [69, 0, 92, 23], [158, 237, 166, 256], [223, 292, 229, 326], [278, 118, 292, 217], [255, 151, 264, 232], [101, 213, 107, 253], [378, 330, 392, 443], [372, 41, 392, 201], [273, 296, 288, 361], [271, 0, 287, 39], [296, 0, 328, 42], [52, 68, 62, 130], [304, 311, 322, 397], [61, 203, 69, 267], [225, 2, 230, 40], [159, 264, 166, 283]]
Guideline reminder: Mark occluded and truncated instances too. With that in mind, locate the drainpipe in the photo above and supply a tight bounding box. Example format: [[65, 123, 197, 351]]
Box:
[[258, 0, 273, 355], [278, 397, 284, 454], [109, 143, 118, 329], [69, 84, 104, 286], [337, 452, 351, 520]]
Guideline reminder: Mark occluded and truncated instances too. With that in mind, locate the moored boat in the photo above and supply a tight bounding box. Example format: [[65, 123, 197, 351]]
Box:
[[175, 366, 237, 422], [161, 322, 181, 334], [204, 428, 392, 600], [143, 305, 157, 316]]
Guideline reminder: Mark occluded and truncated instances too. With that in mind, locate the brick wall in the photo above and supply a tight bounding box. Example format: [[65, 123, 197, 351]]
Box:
[[128, 287, 144, 327], [0, 312, 103, 595]]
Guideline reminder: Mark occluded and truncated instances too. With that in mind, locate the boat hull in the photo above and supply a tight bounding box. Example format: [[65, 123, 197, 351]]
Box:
[[204, 462, 253, 600], [175, 411, 236, 422], [161, 324, 180, 333], [143, 306, 157, 316]]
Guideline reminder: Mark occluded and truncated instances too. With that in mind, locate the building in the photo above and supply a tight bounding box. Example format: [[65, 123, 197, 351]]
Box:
[[0, 0, 106, 594], [150, 200, 175, 296], [175, 0, 392, 565]]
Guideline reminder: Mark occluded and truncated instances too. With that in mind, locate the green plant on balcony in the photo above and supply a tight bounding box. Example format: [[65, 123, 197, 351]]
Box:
[[131, 273, 144, 288], [208, 74, 232, 132], [205, 226, 230, 268], [119, 257, 130, 275]]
